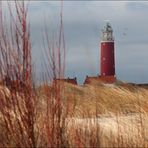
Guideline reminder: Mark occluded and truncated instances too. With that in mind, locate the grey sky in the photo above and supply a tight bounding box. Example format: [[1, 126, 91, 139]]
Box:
[[3, 1, 148, 84]]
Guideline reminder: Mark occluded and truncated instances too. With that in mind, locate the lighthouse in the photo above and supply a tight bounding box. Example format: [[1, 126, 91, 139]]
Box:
[[100, 22, 115, 77], [84, 22, 116, 85]]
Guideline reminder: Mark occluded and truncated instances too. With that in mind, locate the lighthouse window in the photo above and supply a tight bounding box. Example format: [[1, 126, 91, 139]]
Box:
[[103, 73, 105, 76], [103, 57, 106, 61]]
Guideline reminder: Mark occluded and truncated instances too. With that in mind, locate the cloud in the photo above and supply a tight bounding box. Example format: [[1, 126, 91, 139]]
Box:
[[126, 2, 148, 12], [2, 1, 148, 84]]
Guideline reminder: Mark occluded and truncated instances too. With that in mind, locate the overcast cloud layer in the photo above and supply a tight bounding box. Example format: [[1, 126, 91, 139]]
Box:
[[3, 1, 148, 84]]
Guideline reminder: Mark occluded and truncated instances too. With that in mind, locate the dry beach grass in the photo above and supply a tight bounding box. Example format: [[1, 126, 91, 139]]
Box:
[[35, 80, 148, 147], [1, 80, 148, 147]]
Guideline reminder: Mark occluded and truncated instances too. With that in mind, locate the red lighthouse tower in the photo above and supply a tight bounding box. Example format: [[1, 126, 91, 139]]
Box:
[[100, 22, 115, 77], [84, 22, 116, 85]]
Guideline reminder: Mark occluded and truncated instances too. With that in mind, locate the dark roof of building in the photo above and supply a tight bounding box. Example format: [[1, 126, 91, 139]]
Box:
[[53, 77, 77, 85], [84, 75, 116, 84]]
